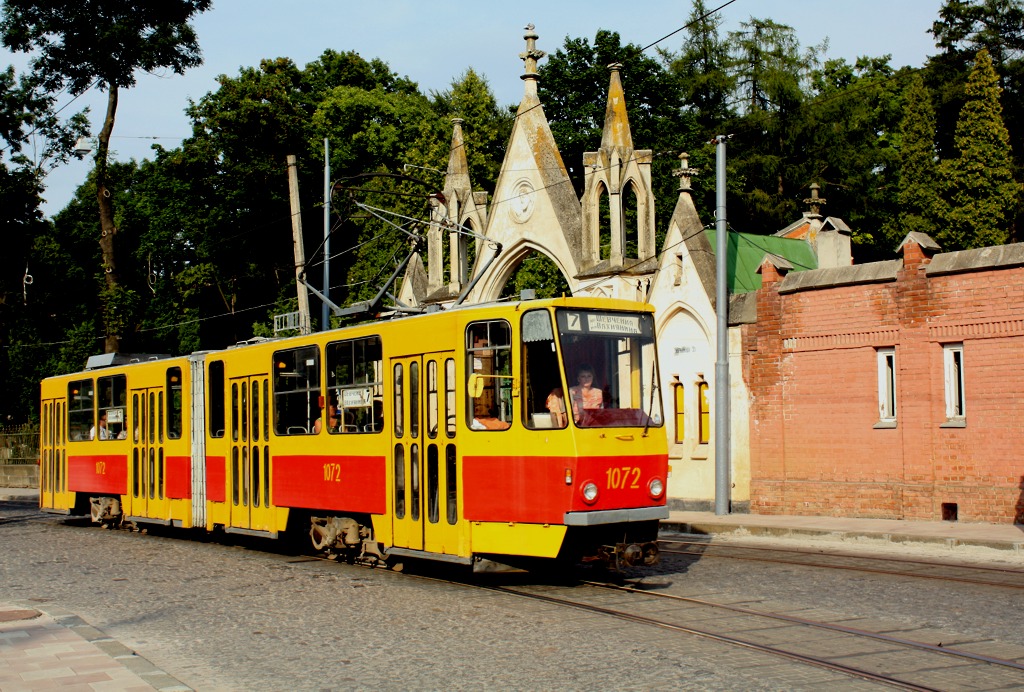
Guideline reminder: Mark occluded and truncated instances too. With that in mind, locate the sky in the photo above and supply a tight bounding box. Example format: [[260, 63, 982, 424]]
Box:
[[2, 0, 945, 217]]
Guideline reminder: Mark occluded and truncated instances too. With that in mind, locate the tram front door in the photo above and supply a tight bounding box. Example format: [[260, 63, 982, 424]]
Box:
[[390, 353, 461, 555], [130, 387, 168, 520], [228, 376, 272, 532]]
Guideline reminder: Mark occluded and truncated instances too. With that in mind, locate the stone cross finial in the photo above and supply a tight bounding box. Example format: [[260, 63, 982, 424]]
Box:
[[520, 24, 546, 80], [803, 183, 826, 218], [673, 152, 699, 192]]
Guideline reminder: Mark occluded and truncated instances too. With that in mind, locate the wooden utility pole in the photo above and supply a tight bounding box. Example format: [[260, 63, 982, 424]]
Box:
[[287, 155, 312, 334]]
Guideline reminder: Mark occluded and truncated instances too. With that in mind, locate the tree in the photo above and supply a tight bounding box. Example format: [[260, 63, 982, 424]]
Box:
[[800, 56, 905, 255], [939, 49, 1020, 248], [0, 0, 212, 353], [726, 18, 823, 232], [882, 73, 943, 248], [668, 0, 735, 134]]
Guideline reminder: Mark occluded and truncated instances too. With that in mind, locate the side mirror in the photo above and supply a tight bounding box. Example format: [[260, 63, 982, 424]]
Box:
[[467, 373, 484, 398]]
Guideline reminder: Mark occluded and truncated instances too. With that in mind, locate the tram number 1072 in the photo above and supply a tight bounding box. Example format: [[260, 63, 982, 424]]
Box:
[[323, 462, 343, 483], [606, 466, 641, 490]]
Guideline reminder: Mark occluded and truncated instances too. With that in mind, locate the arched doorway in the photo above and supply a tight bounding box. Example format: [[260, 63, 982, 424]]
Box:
[[498, 250, 571, 301]]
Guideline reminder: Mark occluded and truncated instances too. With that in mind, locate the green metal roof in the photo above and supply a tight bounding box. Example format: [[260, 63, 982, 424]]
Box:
[[705, 229, 818, 293]]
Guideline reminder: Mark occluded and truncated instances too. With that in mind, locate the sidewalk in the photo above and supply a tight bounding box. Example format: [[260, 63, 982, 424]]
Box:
[[0, 603, 190, 692], [664, 509, 1024, 553]]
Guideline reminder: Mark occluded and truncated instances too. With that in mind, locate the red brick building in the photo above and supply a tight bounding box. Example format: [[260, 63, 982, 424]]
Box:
[[744, 232, 1024, 523]]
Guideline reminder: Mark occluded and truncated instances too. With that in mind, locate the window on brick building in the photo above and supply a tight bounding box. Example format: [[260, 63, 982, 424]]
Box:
[[876, 348, 897, 426], [942, 343, 966, 425]]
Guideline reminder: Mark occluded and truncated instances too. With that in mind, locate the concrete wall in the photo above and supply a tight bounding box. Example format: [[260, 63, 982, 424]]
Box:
[[746, 240, 1024, 524], [0, 464, 38, 488]]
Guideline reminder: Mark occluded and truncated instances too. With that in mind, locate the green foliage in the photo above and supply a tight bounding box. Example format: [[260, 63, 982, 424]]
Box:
[[501, 253, 571, 301], [939, 49, 1020, 248], [0, 0, 211, 93], [882, 73, 943, 248]]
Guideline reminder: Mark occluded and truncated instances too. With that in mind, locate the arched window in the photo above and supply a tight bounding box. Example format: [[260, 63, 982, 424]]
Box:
[[673, 380, 685, 444], [597, 182, 611, 261], [698, 379, 710, 444], [623, 180, 640, 258]]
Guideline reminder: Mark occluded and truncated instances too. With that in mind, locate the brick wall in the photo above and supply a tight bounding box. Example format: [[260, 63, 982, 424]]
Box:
[[745, 241, 1024, 523]]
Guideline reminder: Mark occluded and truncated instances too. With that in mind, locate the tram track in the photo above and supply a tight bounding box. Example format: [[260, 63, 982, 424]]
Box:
[[20, 509, 1024, 689], [472, 577, 1024, 691], [658, 539, 1024, 589]]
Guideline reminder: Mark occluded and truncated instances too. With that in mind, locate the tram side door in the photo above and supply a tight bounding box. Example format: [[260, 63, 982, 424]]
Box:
[[422, 353, 461, 555], [391, 353, 461, 555], [130, 388, 168, 519], [40, 397, 68, 511], [229, 376, 271, 531], [390, 356, 423, 551]]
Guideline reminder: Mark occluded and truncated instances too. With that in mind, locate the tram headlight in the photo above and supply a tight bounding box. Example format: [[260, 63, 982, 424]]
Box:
[[648, 478, 665, 499], [581, 481, 599, 504]]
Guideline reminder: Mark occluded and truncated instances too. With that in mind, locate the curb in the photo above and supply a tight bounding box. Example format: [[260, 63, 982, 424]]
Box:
[[661, 520, 1024, 554]]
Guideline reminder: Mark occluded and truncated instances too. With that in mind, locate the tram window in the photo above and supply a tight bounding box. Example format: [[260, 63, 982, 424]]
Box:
[[149, 392, 156, 444], [167, 367, 183, 440], [252, 446, 261, 507], [444, 359, 456, 438], [555, 309, 665, 428], [427, 361, 438, 439], [466, 320, 512, 431], [231, 383, 239, 442], [96, 374, 127, 440], [394, 444, 405, 519], [251, 381, 260, 442], [520, 310, 566, 430], [263, 381, 269, 441], [133, 394, 140, 444], [325, 336, 383, 434], [446, 444, 457, 525], [393, 363, 404, 437], [240, 383, 248, 442], [231, 447, 239, 506], [410, 361, 420, 439], [263, 444, 270, 506], [273, 345, 321, 435], [67, 378, 94, 441], [427, 444, 439, 524], [410, 443, 420, 521], [209, 360, 225, 438]]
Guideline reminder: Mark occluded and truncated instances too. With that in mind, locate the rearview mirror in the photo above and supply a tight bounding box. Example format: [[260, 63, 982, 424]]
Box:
[[467, 373, 484, 398]]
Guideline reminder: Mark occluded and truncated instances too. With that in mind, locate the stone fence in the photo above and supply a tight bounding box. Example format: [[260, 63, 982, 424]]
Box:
[[0, 425, 39, 488]]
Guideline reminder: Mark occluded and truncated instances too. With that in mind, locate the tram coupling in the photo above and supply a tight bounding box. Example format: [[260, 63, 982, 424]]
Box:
[[597, 541, 660, 570]]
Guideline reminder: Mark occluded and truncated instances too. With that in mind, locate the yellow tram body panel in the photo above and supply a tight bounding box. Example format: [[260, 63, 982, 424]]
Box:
[[39, 296, 669, 566]]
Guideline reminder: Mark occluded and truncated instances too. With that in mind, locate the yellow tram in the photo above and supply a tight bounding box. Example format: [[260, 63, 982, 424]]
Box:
[[39, 296, 669, 569]]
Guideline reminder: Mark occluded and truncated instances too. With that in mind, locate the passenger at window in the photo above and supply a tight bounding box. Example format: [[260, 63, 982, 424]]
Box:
[[569, 365, 603, 423], [545, 387, 567, 427], [90, 411, 111, 440], [313, 407, 338, 434]]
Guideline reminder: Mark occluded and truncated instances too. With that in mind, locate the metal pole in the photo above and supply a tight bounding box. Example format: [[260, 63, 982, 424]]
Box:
[[714, 135, 731, 516], [322, 139, 331, 331], [286, 155, 311, 334]]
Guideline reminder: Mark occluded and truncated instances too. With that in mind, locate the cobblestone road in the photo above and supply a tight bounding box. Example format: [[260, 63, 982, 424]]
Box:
[[2, 501, 1022, 690]]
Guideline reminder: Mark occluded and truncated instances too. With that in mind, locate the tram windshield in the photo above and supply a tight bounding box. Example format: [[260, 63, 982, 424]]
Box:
[[552, 309, 662, 429]]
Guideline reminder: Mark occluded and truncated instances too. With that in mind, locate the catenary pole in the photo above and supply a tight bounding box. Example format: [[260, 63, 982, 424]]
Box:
[[714, 135, 731, 515], [322, 139, 331, 331], [286, 155, 311, 334]]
